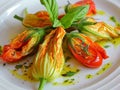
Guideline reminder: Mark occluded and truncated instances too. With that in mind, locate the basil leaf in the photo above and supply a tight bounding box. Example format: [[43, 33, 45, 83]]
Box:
[[40, 0, 61, 27], [60, 5, 89, 29]]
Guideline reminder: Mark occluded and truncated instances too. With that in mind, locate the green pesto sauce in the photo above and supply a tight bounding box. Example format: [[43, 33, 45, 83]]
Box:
[[109, 16, 120, 27], [97, 10, 105, 15], [86, 62, 112, 79]]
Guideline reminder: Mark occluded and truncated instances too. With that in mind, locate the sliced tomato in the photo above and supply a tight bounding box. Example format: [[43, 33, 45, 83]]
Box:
[[73, 0, 96, 15]]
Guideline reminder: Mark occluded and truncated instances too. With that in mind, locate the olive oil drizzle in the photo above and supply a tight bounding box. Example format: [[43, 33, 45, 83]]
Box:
[[86, 62, 112, 79]]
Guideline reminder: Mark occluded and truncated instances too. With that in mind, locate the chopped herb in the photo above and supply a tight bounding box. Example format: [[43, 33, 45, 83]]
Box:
[[63, 79, 75, 84], [107, 63, 110, 65], [117, 23, 120, 26], [104, 45, 110, 48], [23, 62, 27, 65], [110, 16, 120, 26], [3, 63, 6, 66], [15, 64, 23, 69], [76, 69, 80, 72], [13, 69, 17, 71], [102, 67, 106, 71], [68, 80, 73, 83], [64, 79, 69, 83], [110, 16, 116, 23], [24, 70, 27, 72], [82, 44, 89, 54], [67, 64, 70, 67], [86, 74, 94, 79], [96, 72, 99, 75], [62, 71, 76, 77], [24, 73, 28, 76], [71, 78, 75, 81], [0, 46, 2, 55], [24, 66, 30, 69]]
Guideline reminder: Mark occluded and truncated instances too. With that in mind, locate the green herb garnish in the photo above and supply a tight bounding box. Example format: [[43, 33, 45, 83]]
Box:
[[60, 5, 89, 29], [104, 45, 110, 48], [62, 71, 77, 77], [65, 56, 71, 62], [40, 0, 61, 27], [15, 64, 23, 69], [110, 16, 120, 26]]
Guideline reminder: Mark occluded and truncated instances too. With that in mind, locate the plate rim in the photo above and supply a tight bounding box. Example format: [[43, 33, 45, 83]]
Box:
[[0, 0, 120, 90]]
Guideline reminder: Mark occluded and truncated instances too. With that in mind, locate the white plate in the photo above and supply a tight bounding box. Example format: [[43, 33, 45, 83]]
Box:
[[0, 0, 120, 90]]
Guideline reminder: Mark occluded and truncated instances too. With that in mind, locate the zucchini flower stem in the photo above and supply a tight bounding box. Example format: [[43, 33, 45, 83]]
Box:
[[39, 78, 47, 90]]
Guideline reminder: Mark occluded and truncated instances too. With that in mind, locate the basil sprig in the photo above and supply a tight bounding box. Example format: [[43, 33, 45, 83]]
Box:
[[60, 5, 89, 29], [40, 0, 61, 27], [40, 0, 89, 29]]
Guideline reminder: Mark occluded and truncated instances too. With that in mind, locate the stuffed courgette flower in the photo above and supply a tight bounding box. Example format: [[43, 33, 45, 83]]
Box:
[[66, 32, 108, 68], [32, 27, 66, 90], [23, 11, 52, 28], [72, 17, 119, 41], [1, 29, 45, 62]]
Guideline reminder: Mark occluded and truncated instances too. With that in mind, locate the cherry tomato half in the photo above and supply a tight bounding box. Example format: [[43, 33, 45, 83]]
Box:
[[73, 0, 96, 15]]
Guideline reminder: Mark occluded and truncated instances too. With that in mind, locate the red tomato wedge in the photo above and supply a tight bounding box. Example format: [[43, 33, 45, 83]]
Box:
[[73, 0, 96, 15]]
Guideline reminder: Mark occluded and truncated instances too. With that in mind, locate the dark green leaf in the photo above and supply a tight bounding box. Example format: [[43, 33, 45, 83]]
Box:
[[60, 5, 89, 29], [40, 0, 62, 27]]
